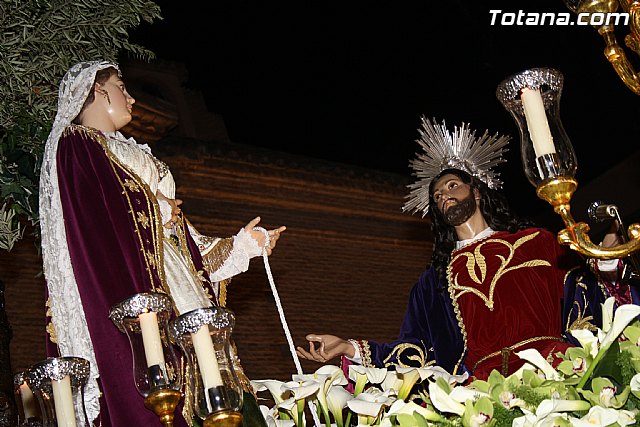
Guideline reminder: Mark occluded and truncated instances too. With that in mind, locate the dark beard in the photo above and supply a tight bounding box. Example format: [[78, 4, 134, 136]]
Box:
[[443, 193, 477, 226]]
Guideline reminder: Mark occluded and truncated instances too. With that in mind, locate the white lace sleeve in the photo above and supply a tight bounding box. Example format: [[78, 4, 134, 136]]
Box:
[[209, 228, 263, 282]]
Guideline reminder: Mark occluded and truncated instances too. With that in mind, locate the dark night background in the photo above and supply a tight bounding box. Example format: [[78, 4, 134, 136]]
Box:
[[129, 0, 640, 227]]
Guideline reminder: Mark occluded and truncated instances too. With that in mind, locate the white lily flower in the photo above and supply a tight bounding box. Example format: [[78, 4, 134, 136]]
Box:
[[617, 409, 637, 426], [630, 373, 640, 392], [449, 385, 489, 403], [346, 388, 395, 417], [349, 365, 388, 384], [600, 304, 640, 349], [293, 365, 346, 423], [259, 405, 296, 427], [570, 329, 600, 359], [514, 408, 572, 427], [538, 414, 570, 427], [601, 297, 615, 333], [282, 380, 320, 401], [536, 398, 591, 419], [394, 367, 422, 399], [570, 405, 619, 427], [423, 365, 469, 384], [428, 381, 465, 416], [275, 397, 297, 412], [252, 379, 290, 403], [326, 385, 352, 427], [380, 370, 402, 395], [512, 413, 537, 427], [515, 348, 563, 381]]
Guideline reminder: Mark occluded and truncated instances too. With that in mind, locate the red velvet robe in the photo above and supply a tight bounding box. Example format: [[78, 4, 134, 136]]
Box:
[[447, 228, 574, 378]]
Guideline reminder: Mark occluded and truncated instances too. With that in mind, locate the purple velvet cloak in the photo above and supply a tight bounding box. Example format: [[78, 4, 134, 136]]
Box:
[[50, 126, 190, 427]]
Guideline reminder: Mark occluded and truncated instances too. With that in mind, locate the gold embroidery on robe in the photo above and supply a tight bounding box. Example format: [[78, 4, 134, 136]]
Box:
[[136, 211, 150, 229], [449, 231, 550, 310], [565, 274, 598, 332], [124, 179, 140, 192], [383, 343, 429, 368]]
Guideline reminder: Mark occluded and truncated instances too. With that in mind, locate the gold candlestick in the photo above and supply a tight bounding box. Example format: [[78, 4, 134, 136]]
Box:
[[203, 409, 243, 427], [144, 388, 182, 427]]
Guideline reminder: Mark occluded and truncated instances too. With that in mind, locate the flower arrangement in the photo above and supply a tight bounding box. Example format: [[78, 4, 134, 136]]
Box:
[[252, 298, 640, 426]]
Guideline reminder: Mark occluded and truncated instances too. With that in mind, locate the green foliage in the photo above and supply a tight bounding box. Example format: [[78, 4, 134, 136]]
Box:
[[0, 0, 161, 251], [491, 404, 523, 427]]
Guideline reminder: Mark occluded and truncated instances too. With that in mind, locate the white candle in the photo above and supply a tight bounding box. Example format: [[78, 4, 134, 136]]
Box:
[[190, 325, 223, 389], [139, 312, 166, 368], [520, 87, 556, 157], [19, 383, 38, 419], [51, 375, 76, 427]]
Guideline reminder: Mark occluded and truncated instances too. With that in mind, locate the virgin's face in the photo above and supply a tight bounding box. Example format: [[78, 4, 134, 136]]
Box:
[[97, 74, 135, 130]]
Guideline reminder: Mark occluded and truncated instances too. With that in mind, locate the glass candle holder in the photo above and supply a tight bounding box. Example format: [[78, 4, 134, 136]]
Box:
[[25, 357, 90, 427], [169, 307, 243, 426], [109, 292, 181, 397], [496, 67, 577, 186], [14, 371, 42, 426]]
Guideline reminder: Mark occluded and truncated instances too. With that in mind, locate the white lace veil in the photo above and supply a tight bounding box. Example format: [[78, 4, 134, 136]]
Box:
[[39, 60, 120, 424]]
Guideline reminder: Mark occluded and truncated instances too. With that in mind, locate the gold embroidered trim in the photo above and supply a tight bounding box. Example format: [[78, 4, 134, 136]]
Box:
[[66, 124, 167, 293], [218, 278, 230, 307], [350, 339, 373, 367], [201, 237, 234, 275], [447, 259, 468, 376], [449, 231, 550, 310], [383, 342, 430, 368], [472, 335, 563, 375]]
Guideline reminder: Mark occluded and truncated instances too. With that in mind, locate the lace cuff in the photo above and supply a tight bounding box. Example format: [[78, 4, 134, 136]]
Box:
[[209, 228, 262, 282], [347, 339, 362, 364]]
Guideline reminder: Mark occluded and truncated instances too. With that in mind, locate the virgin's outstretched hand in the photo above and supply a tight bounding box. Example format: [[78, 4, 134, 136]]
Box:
[[245, 216, 286, 256]]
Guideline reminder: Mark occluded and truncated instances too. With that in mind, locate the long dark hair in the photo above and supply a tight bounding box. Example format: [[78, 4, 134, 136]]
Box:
[[428, 168, 536, 280]]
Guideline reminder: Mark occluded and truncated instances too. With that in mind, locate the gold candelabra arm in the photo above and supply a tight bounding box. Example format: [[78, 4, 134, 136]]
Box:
[[537, 177, 640, 259], [569, 0, 640, 94], [557, 222, 640, 258], [601, 31, 640, 94]]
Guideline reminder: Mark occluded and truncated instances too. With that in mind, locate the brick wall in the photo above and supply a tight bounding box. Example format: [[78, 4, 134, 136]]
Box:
[[1, 137, 432, 384]]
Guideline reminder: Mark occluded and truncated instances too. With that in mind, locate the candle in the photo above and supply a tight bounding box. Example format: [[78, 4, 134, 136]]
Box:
[[19, 383, 38, 419], [190, 325, 223, 389], [520, 87, 556, 157], [139, 312, 166, 368], [51, 375, 76, 427]]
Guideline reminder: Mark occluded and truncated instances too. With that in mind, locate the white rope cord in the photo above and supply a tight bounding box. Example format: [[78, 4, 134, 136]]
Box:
[[253, 227, 321, 427]]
